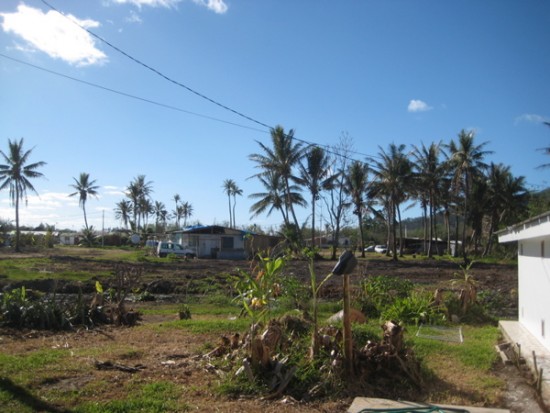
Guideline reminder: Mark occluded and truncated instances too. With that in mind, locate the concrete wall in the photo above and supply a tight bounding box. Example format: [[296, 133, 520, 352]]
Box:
[[517, 235, 550, 351]]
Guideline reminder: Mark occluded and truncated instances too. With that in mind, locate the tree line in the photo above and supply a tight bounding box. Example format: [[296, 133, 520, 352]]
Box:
[[0, 127, 547, 258]]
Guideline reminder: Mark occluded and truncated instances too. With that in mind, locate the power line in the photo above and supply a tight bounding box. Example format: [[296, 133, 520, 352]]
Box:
[[0, 53, 268, 135], [37, 0, 376, 163]]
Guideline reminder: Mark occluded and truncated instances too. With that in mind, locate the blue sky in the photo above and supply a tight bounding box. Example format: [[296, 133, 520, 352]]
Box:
[[0, 0, 549, 232]]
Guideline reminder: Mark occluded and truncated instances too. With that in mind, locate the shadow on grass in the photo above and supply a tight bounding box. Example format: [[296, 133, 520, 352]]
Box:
[[0, 377, 72, 413]]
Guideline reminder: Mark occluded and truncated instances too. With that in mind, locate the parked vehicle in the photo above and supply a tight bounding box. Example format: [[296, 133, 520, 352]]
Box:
[[374, 245, 387, 254], [157, 242, 196, 258], [364, 245, 375, 252]]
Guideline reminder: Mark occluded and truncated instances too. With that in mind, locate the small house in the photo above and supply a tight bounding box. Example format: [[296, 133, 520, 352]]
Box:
[[169, 225, 282, 259]]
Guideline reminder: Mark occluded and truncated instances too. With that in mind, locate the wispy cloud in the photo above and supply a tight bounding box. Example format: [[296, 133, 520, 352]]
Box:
[[126, 10, 143, 23], [192, 0, 228, 14], [0, 5, 107, 66], [407, 99, 433, 113], [515, 113, 550, 125]]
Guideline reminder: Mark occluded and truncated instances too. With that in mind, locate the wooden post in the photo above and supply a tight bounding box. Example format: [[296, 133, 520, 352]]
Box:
[[343, 273, 353, 375]]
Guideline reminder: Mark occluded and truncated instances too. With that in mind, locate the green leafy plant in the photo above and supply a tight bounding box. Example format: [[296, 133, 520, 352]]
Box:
[[359, 275, 414, 317], [231, 254, 287, 325], [381, 291, 445, 325]]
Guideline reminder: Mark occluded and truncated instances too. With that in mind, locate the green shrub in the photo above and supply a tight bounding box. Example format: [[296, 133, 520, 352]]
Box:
[[381, 291, 445, 325], [359, 276, 414, 317]]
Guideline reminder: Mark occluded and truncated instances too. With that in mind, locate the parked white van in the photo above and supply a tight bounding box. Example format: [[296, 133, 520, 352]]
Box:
[[156, 242, 196, 258]]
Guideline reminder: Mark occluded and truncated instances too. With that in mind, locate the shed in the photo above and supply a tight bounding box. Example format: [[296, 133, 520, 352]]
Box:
[[170, 225, 282, 260], [497, 211, 550, 351]]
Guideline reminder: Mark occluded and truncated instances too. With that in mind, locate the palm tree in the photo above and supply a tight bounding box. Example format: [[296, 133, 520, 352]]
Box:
[[181, 201, 193, 227], [0, 138, 46, 252], [222, 179, 242, 228], [370, 143, 413, 261], [172, 194, 181, 227], [69, 172, 99, 231], [249, 125, 305, 234], [249, 169, 307, 227], [231, 183, 243, 228], [114, 200, 131, 229], [296, 146, 337, 248], [446, 130, 492, 261], [126, 175, 153, 232], [343, 160, 370, 257], [482, 163, 529, 256], [153, 201, 168, 233], [412, 142, 445, 257]]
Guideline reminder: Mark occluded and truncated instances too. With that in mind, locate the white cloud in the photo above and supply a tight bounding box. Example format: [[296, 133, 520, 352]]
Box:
[[407, 99, 433, 113], [113, 0, 181, 8], [0, 5, 107, 66], [515, 113, 550, 125], [126, 10, 143, 23], [192, 0, 228, 14]]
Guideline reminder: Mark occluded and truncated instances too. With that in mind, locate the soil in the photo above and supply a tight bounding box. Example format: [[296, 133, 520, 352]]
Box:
[[0, 250, 545, 412]]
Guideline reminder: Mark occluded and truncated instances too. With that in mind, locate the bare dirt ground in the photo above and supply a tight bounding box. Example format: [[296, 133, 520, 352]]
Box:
[[0, 251, 546, 412]]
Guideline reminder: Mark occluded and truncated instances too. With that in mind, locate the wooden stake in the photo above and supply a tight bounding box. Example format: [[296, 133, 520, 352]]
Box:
[[343, 273, 353, 375]]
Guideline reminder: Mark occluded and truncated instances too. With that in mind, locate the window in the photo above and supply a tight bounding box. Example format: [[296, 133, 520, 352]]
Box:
[[519, 243, 523, 256], [221, 237, 234, 249]]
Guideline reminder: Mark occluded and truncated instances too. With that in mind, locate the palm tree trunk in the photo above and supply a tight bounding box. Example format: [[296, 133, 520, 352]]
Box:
[[83, 203, 89, 230], [15, 188, 20, 252], [311, 195, 316, 248], [227, 194, 232, 228]]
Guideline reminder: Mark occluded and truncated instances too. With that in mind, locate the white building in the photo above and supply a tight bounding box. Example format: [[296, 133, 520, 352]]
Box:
[[498, 211, 550, 351]]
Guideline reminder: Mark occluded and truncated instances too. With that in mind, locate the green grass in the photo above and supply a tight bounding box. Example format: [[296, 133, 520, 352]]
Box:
[[413, 324, 501, 370], [152, 316, 251, 334], [75, 381, 186, 413]]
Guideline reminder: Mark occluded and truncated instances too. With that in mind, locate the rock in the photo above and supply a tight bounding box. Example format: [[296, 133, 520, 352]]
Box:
[[326, 308, 366, 324]]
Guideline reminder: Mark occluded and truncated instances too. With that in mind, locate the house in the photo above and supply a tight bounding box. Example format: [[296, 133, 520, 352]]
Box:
[[497, 211, 550, 351], [169, 225, 282, 259]]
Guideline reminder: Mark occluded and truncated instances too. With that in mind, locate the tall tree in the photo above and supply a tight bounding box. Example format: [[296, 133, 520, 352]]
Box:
[[412, 142, 445, 257], [231, 182, 243, 228], [69, 172, 99, 231], [126, 175, 153, 232], [249, 170, 291, 224], [249, 125, 305, 238], [482, 163, 529, 256], [172, 193, 181, 228], [323, 133, 353, 260], [181, 201, 193, 227], [343, 160, 370, 258], [0, 138, 46, 252], [446, 130, 492, 262], [153, 201, 168, 234], [371, 143, 413, 261], [296, 146, 337, 248], [222, 179, 235, 227], [114, 200, 131, 229]]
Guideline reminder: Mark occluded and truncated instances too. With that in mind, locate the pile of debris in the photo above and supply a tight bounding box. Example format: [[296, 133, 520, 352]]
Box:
[[204, 314, 424, 400]]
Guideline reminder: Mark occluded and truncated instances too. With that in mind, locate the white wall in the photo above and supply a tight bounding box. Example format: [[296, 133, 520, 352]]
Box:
[[517, 235, 550, 350]]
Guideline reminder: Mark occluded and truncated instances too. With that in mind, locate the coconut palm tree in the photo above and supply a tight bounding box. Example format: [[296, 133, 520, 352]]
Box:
[[249, 125, 305, 234], [231, 183, 243, 228], [172, 194, 181, 227], [370, 143, 413, 260], [222, 179, 234, 227], [343, 160, 370, 257], [181, 201, 193, 227], [411, 142, 445, 257], [446, 130, 492, 261], [126, 175, 153, 232], [296, 146, 337, 248], [482, 163, 528, 256], [0, 138, 46, 252], [249, 170, 289, 223], [114, 200, 131, 229], [153, 201, 168, 233], [69, 172, 99, 231]]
